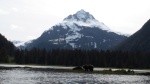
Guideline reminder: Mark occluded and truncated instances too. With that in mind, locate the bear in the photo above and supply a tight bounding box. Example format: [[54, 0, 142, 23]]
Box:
[[82, 64, 94, 71]]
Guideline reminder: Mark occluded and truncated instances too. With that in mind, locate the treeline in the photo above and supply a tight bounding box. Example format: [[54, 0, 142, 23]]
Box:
[[11, 48, 150, 69], [0, 46, 150, 68]]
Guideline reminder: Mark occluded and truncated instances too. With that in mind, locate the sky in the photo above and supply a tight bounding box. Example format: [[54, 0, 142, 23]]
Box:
[[0, 0, 150, 41]]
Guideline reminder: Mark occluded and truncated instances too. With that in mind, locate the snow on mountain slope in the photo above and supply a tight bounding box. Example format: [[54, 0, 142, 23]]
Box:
[[12, 40, 34, 49], [46, 9, 112, 47], [12, 40, 25, 47], [52, 9, 110, 31]]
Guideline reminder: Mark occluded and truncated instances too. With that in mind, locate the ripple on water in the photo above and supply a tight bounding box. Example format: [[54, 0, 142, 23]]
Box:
[[0, 68, 150, 84]]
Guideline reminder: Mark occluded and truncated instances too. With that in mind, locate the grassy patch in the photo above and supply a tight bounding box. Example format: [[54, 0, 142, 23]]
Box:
[[93, 69, 134, 75], [138, 72, 150, 75], [41, 69, 137, 75]]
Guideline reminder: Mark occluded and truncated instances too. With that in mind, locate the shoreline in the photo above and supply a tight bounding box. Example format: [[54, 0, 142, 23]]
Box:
[[0, 64, 150, 75]]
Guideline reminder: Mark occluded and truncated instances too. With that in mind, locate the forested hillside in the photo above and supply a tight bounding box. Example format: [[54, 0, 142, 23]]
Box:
[[0, 33, 16, 62], [114, 19, 150, 52]]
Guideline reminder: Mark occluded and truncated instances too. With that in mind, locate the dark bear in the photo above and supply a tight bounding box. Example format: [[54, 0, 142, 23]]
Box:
[[82, 64, 94, 71], [72, 66, 84, 71]]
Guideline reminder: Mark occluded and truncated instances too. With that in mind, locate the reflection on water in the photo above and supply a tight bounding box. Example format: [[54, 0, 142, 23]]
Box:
[[0, 68, 150, 84]]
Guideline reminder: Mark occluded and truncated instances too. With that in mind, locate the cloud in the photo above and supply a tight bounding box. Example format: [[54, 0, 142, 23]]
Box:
[[26, 36, 36, 41], [0, 8, 10, 15], [11, 7, 19, 12], [0, 7, 18, 15], [10, 24, 24, 30]]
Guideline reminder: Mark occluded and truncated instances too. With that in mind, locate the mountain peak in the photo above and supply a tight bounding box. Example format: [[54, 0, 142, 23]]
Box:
[[64, 9, 95, 22]]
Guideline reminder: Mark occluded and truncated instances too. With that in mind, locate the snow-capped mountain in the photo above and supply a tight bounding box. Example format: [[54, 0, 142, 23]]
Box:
[[12, 40, 34, 49], [59, 9, 110, 31], [12, 40, 25, 47], [23, 9, 127, 50]]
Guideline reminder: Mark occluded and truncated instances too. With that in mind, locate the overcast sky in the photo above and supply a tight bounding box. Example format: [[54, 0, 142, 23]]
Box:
[[0, 0, 150, 41]]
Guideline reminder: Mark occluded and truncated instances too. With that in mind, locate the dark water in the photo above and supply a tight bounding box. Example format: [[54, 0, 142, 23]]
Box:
[[0, 68, 150, 84]]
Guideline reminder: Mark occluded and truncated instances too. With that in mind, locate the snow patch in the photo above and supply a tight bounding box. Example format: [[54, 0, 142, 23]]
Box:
[[76, 9, 88, 19], [13, 41, 25, 47], [53, 43, 59, 45], [14, 40, 34, 48], [94, 42, 97, 48], [65, 32, 82, 43], [103, 39, 106, 42], [49, 38, 65, 42], [69, 43, 76, 48], [85, 36, 94, 38], [57, 20, 110, 31]]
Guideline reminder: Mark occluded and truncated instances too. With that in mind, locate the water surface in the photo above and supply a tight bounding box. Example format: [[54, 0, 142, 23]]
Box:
[[0, 68, 150, 84]]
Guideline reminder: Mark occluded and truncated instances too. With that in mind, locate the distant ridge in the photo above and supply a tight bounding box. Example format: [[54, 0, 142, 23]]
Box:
[[113, 19, 150, 52]]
